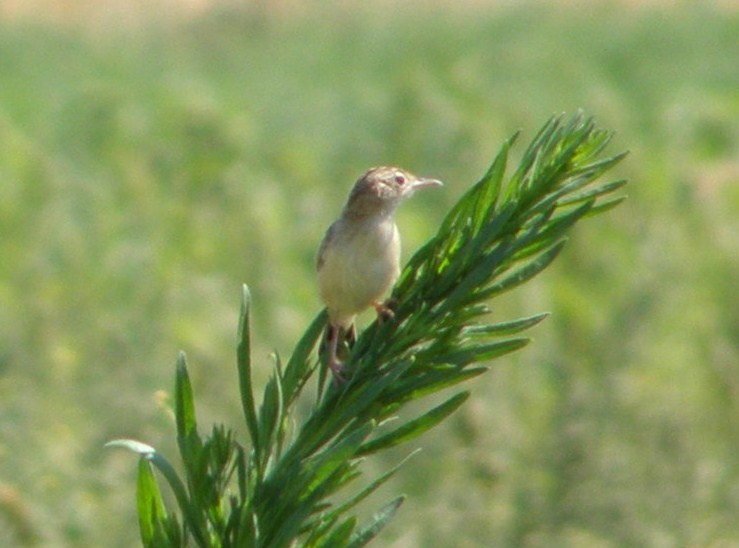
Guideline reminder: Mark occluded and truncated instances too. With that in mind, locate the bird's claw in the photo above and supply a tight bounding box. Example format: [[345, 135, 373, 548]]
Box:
[[328, 359, 346, 385], [373, 299, 397, 324], [325, 324, 348, 384]]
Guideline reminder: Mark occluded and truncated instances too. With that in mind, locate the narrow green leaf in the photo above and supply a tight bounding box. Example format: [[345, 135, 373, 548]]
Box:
[[106, 439, 156, 455], [545, 198, 595, 232], [523, 172, 596, 220], [381, 367, 489, 406], [317, 348, 330, 403], [437, 180, 478, 237], [257, 368, 284, 468], [235, 443, 248, 500], [302, 515, 340, 547], [147, 451, 209, 547], [262, 453, 367, 547], [471, 199, 519, 252], [235, 500, 258, 547], [433, 200, 518, 299], [435, 236, 515, 315], [317, 450, 419, 526], [237, 284, 260, 461], [523, 145, 548, 196], [557, 178, 628, 206], [283, 310, 326, 405], [136, 459, 167, 547], [105, 439, 171, 547], [175, 352, 197, 441], [435, 338, 529, 366], [462, 312, 550, 337], [442, 303, 491, 327], [174, 353, 203, 493], [587, 195, 628, 217], [435, 131, 516, 242], [522, 115, 562, 169], [297, 360, 413, 457], [576, 127, 614, 161], [524, 151, 625, 223], [302, 421, 375, 496], [316, 517, 357, 548], [398, 232, 444, 281], [567, 149, 629, 179], [505, 115, 561, 200], [107, 440, 208, 546], [470, 133, 513, 235], [511, 201, 593, 263], [556, 116, 596, 169], [348, 496, 405, 548], [479, 240, 566, 300], [507, 206, 557, 259], [357, 392, 469, 457]]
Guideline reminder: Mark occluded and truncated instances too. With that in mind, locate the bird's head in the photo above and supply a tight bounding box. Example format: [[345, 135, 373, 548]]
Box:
[[343, 166, 443, 219]]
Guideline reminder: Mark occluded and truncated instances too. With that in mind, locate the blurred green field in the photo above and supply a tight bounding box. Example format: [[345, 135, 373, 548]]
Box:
[[0, 1, 738, 546]]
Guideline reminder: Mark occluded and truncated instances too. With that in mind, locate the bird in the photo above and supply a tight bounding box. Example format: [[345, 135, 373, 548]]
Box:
[[316, 166, 443, 381]]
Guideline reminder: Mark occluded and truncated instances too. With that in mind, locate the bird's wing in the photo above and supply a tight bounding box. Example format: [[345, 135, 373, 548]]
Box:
[[316, 221, 338, 270]]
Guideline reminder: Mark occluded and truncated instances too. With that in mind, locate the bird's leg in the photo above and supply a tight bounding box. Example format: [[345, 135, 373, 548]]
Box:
[[326, 324, 346, 383], [345, 324, 357, 346], [372, 299, 397, 324]]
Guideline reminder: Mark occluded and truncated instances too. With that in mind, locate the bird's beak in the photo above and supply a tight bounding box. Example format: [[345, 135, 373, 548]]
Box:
[[411, 178, 444, 190]]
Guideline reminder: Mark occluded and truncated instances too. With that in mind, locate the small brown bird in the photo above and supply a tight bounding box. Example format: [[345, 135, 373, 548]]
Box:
[[316, 166, 443, 380]]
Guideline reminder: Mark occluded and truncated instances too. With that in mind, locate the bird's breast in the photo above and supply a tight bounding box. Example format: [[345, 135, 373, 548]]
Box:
[[317, 218, 401, 326]]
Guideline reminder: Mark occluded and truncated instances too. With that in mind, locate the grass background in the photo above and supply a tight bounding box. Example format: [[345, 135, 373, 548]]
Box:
[[0, 0, 737, 545]]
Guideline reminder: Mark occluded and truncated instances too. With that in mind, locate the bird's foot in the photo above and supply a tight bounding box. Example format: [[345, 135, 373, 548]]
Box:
[[325, 324, 347, 384], [345, 324, 357, 346], [328, 357, 346, 385], [373, 299, 397, 324]]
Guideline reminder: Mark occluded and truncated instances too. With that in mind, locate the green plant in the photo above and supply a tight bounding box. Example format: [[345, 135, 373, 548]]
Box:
[[108, 112, 627, 547]]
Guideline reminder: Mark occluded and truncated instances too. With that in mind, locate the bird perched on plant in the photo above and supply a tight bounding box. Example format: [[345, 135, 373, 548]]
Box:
[[316, 166, 443, 381]]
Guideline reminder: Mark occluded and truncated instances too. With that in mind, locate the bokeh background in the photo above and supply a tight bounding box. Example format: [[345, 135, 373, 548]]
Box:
[[1, 0, 738, 545]]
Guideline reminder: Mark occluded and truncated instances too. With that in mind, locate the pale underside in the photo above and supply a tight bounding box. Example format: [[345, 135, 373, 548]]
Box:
[[317, 216, 401, 328]]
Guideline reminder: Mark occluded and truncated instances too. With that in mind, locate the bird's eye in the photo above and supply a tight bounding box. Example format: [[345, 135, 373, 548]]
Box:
[[394, 174, 406, 185]]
